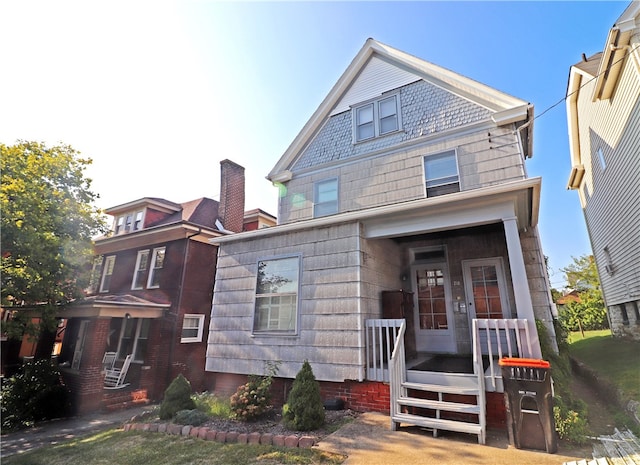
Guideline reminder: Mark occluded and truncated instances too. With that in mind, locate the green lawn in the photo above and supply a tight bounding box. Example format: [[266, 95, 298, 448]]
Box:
[[569, 330, 640, 402], [3, 429, 345, 465]]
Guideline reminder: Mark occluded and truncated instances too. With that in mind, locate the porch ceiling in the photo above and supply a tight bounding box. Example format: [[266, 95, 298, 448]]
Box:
[[362, 178, 539, 239]]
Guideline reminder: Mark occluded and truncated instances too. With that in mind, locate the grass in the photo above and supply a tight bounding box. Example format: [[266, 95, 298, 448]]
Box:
[[568, 330, 640, 402], [3, 429, 346, 465]]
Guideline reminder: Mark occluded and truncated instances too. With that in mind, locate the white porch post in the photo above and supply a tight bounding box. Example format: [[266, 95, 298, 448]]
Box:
[[502, 216, 541, 358]]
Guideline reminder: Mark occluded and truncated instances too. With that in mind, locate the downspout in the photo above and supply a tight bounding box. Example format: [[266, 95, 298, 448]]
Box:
[[165, 228, 202, 387]]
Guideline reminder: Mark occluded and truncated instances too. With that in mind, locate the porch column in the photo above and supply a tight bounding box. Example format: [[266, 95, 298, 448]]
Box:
[[502, 216, 541, 358]]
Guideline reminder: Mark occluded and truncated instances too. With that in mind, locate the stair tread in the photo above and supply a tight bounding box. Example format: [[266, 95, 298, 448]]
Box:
[[402, 381, 479, 395], [397, 396, 481, 414], [392, 412, 483, 434]]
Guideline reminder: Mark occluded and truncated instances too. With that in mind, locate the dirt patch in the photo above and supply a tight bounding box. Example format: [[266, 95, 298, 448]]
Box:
[[569, 367, 619, 436]]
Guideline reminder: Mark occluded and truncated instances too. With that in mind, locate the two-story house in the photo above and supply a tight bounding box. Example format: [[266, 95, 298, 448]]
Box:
[[58, 160, 276, 414], [205, 39, 557, 443], [566, 1, 640, 340]]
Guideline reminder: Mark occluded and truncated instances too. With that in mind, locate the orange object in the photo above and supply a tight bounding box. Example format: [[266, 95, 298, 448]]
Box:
[[498, 357, 550, 368]]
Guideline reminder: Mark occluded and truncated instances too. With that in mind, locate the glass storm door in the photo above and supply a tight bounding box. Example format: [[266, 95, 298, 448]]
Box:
[[462, 258, 510, 321], [412, 264, 456, 353]]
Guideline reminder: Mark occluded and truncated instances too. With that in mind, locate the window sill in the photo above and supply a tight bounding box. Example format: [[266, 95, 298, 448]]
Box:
[[353, 128, 404, 145]]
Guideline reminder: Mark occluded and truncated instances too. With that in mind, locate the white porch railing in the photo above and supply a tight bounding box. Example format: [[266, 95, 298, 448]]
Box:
[[472, 318, 536, 391], [365, 318, 405, 382], [388, 320, 406, 424]]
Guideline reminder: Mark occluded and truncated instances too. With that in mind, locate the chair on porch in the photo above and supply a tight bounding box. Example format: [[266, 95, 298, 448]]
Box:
[[104, 354, 132, 389], [102, 352, 117, 371]]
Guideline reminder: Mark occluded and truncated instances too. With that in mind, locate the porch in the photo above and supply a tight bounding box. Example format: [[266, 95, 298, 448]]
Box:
[[365, 317, 540, 444]]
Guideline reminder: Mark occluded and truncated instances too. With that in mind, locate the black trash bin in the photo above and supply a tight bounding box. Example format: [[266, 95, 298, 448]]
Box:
[[499, 357, 557, 453]]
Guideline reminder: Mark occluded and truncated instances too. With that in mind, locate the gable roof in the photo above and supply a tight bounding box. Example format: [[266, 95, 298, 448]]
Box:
[[268, 38, 531, 182]]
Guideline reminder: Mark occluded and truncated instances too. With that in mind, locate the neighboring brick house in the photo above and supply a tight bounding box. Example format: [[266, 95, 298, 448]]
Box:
[[57, 160, 275, 414], [566, 1, 640, 340], [205, 39, 557, 443]]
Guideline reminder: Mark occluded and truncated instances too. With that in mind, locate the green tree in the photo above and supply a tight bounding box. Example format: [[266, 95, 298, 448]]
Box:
[[1, 141, 106, 346], [558, 255, 608, 333], [282, 360, 325, 431]]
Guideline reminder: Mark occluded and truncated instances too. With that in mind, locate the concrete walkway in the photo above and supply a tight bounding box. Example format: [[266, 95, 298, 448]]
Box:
[[1, 405, 152, 459], [316, 412, 593, 465]]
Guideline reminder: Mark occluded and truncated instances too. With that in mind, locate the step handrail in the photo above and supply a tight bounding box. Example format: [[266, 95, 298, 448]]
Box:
[[389, 319, 406, 429]]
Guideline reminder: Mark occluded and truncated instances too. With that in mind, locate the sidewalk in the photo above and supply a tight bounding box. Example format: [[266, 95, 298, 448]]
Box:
[[0, 405, 152, 459], [316, 412, 593, 465]]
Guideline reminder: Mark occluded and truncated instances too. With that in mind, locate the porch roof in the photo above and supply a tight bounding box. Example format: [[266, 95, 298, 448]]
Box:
[[61, 294, 170, 319], [210, 177, 540, 244]]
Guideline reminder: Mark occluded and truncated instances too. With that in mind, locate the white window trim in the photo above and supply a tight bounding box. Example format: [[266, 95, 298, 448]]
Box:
[[423, 149, 461, 197], [131, 250, 150, 290], [147, 246, 165, 289], [113, 209, 145, 234], [180, 314, 205, 343], [116, 318, 149, 363], [313, 177, 339, 218], [252, 254, 301, 335], [352, 92, 402, 143], [99, 255, 116, 293]]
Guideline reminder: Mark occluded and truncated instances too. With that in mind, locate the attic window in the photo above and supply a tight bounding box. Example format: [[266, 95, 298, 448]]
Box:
[[353, 94, 401, 143], [114, 209, 145, 234]]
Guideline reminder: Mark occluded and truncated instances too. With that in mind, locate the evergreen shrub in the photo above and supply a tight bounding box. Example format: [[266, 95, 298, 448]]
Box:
[[159, 374, 196, 420], [282, 360, 325, 431]]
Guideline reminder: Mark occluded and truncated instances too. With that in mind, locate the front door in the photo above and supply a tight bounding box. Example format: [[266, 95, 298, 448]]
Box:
[[412, 263, 456, 353], [462, 258, 510, 321]]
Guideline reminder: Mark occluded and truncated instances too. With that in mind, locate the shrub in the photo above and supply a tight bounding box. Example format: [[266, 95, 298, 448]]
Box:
[[1, 358, 71, 431], [230, 361, 279, 421], [282, 360, 325, 431], [159, 374, 196, 420], [175, 409, 210, 426], [192, 392, 232, 419], [553, 395, 590, 444]]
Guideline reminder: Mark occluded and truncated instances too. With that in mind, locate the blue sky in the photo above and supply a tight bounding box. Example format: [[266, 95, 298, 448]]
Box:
[[0, 1, 628, 288]]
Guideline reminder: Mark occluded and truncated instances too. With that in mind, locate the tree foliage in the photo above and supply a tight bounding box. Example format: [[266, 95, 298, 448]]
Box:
[[282, 360, 325, 431], [558, 255, 608, 332], [1, 141, 106, 337]]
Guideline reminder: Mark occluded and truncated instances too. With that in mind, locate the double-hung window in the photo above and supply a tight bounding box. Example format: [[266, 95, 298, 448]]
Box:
[[313, 178, 338, 217], [181, 314, 205, 343], [132, 250, 150, 289], [147, 247, 165, 288], [353, 94, 401, 142], [99, 255, 116, 293], [424, 150, 460, 197], [116, 318, 150, 362], [254, 256, 300, 333]]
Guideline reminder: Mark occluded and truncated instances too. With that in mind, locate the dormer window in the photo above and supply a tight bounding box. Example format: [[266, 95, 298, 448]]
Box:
[[353, 94, 401, 143], [114, 209, 145, 234]]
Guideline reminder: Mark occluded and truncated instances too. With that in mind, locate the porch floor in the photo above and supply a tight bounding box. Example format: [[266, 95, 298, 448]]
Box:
[[407, 354, 490, 374]]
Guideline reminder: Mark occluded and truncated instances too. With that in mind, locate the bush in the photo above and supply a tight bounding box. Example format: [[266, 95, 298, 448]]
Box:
[[553, 395, 590, 444], [192, 392, 232, 419], [282, 360, 325, 431], [159, 374, 196, 420], [1, 358, 71, 430], [175, 409, 210, 426], [230, 361, 279, 421]]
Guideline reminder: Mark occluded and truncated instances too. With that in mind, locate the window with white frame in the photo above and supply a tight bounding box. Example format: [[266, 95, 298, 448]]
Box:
[[313, 178, 338, 217], [254, 256, 300, 333], [131, 250, 150, 290], [181, 314, 205, 343], [147, 247, 165, 288], [116, 318, 150, 362], [424, 150, 460, 197], [99, 255, 116, 292], [353, 94, 401, 142], [114, 209, 144, 234]]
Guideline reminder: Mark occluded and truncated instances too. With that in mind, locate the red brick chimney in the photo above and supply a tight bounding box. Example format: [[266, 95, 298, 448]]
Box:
[[218, 159, 245, 233]]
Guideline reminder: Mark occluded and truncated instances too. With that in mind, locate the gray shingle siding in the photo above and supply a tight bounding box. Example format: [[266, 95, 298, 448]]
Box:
[[293, 79, 492, 171]]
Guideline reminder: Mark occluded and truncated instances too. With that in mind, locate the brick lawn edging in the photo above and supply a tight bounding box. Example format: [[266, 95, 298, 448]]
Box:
[[122, 422, 317, 448]]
